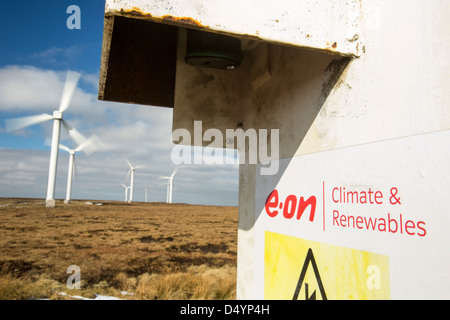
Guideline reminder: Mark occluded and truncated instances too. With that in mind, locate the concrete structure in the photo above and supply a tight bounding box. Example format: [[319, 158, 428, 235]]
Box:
[[98, 0, 450, 299]]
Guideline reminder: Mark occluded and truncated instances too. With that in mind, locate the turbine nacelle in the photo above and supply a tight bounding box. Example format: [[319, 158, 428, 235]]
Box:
[[53, 111, 63, 120]]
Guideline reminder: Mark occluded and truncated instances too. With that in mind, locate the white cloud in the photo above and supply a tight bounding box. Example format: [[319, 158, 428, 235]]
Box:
[[0, 149, 49, 197], [0, 65, 239, 205], [0, 65, 112, 122], [28, 46, 81, 65], [80, 73, 100, 91], [0, 65, 64, 112], [0, 147, 239, 205]]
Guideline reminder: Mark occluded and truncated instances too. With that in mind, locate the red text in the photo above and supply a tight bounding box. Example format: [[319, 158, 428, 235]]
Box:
[[265, 189, 316, 222], [332, 186, 383, 205], [332, 210, 426, 237]]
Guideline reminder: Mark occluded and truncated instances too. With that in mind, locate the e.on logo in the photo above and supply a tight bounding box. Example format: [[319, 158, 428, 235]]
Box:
[[265, 189, 317, 222]]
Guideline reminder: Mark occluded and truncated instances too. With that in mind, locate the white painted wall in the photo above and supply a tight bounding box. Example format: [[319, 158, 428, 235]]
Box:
[[100, 0, 450, 299], [243, 0, 450, 299]]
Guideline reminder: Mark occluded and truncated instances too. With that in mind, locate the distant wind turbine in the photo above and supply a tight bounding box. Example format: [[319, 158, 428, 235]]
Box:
[[56, 135, 98, 204], [121, 183, 130, 202], [160, 168, 178, 204], [5, 70, 87, 207], [124, 158, 145, 203], [144, 184, 149, 203]]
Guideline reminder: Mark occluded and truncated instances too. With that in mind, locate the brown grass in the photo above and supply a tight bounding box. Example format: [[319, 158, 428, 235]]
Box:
[[0, 198, 238, 300]]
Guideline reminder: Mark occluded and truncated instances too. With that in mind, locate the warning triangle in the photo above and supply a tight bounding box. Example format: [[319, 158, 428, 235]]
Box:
[[292, 248, 327, 300]]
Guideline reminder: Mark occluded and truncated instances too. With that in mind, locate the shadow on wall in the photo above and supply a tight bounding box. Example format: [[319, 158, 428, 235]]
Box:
[[246, 44, 351, 231]]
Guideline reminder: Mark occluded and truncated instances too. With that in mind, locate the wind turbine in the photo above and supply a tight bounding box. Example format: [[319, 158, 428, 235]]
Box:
[[144, 183, 149, 202], [121, 183, 130, 202], [5, 70, 86, 207], [160, 168, 178, 204], [57, 135, 98, 204], [124, 158, 145, 203]]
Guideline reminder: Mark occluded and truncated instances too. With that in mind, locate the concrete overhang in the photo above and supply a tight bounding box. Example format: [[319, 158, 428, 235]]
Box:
[[99, 0, 361, 108]]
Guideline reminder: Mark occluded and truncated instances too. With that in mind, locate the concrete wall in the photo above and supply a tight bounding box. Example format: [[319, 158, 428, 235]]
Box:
[[239, 0, 449, 299]]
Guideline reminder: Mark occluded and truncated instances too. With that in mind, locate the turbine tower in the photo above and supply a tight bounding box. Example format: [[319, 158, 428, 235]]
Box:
[[5, 70, 86, 207], [124, 158, 145, 203], [58, 135, 98, 204], [144, 184, 149, 202], [161, 168, 178, 204]]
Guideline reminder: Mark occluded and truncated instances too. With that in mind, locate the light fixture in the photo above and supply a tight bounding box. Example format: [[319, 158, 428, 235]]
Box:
[[185, 29, 243, 70]]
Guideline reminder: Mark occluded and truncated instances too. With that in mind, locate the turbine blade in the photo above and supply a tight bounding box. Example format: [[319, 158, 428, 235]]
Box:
[[46, 138, 71, 153], [75, 135, 99, 155], [61, 121, 88, 147], [124, 157, 132, 169], [135, 164, 146, 170], [59, 70, 81, 112], [170, 167, 179, 179], [58, 143, 71, 153], [125, 168, 132, 180], [5, 113, 53, 132]]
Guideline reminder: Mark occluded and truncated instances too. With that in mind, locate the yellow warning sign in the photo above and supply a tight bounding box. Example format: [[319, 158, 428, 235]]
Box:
[[264, 231, 390, 300]]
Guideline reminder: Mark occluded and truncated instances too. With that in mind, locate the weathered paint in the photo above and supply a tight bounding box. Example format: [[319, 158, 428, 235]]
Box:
[[173, 37, 351, 159], [162, 15, 204, 27], [104, 0, 362, 57]]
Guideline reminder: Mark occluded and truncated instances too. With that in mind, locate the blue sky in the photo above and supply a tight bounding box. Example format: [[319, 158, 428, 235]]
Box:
[[0, 1, 239, 205], [1, 1, 104, 75]]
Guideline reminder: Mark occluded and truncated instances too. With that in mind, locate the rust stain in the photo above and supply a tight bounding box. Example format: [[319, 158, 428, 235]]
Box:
[[162, 15, 204, 27], [119, 7, 153, 18], [325, 41, 338, 51], [116, 9, 205, 28]]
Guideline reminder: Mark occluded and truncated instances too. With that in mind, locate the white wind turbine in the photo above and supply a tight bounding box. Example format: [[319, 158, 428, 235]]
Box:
[[124, 158, 145, 203], [5, 70, 87, 207], [160, 168, 178, 204], [121, 183, 130, 202], [57, 135, 98, 204], [144, 183, 149, 202]]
